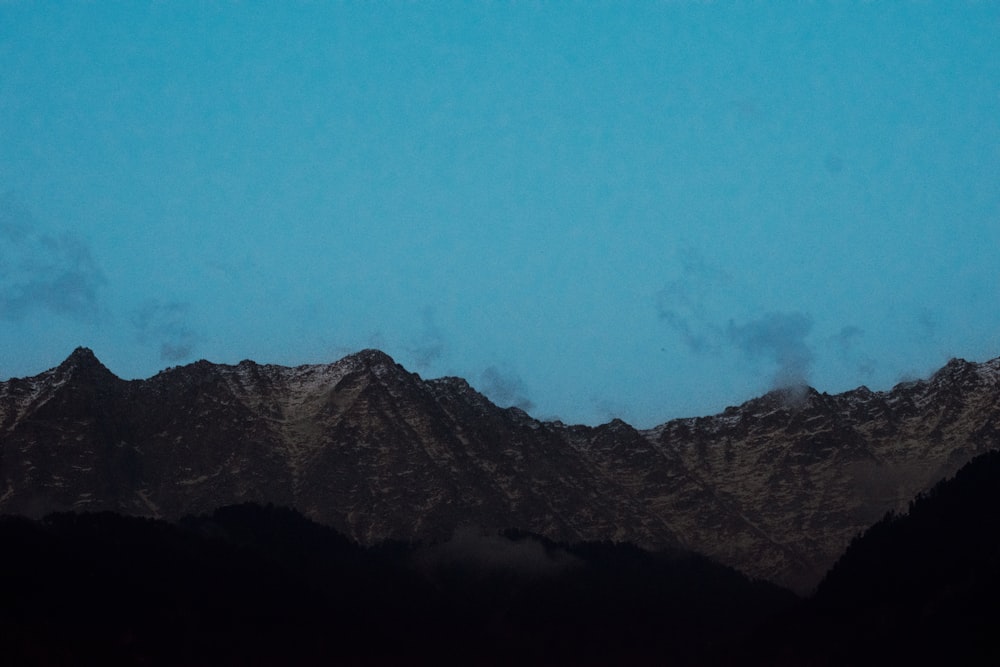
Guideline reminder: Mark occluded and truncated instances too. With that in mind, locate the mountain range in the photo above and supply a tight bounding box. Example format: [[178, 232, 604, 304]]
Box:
[[2, 347, 999, 592]]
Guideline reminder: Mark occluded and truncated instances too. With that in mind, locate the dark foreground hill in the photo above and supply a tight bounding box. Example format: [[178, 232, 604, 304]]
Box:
[[3, 451, 998, 665], [0, 505, 795, 666], [741, 449, 1000, 666]]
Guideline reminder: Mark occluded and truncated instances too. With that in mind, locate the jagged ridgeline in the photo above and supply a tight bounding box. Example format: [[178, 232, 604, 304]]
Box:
[[2, 347, 1000, 592]]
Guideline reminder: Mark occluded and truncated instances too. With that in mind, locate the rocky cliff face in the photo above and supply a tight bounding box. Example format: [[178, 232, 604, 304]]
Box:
[[2, 347, 999, 592]]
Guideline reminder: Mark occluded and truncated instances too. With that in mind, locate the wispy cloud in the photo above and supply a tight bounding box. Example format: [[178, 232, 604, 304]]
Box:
[[0, 197, 105, 321], [915, 307, 939, 344], [131, 299, 199, 362], [655, 247, 727, 354], [654, 246, 879, 395]]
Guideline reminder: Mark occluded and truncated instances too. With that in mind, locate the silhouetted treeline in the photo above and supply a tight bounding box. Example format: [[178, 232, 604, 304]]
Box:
[[742, 449, 1000, 666], [0, 504, 795, 666]]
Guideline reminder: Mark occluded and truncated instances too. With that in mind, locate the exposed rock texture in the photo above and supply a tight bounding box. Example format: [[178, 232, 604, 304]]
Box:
[[2, 347, 999, 591]]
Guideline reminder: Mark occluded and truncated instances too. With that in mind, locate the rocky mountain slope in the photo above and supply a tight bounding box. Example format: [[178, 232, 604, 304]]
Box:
[[2, 347, 999, 592]]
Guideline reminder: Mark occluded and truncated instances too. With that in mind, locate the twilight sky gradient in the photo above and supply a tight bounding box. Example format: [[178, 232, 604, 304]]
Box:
[[2, 3, 999, 427]]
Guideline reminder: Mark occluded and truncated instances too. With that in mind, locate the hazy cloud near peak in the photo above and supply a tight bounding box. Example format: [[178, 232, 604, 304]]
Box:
[[915, 308, 939, 344], [591, 396, 632, 425], [727, 311, 814, 389], [832, 325, 864, 351], [479, 365, 535, 413], [406, 306, 446, 370], [131, 299, 199, 362], [830, 325, 876, 379], [655, 251, 816, 390], [0, 197, 105, 322]]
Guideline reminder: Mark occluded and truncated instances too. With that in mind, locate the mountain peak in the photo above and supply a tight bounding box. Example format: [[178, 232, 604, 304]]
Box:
[[60, 346, 100, 368], [349, 348, 399, 368], [354, 347, 394, 360], [56, 346, 116, 381], [739, 383, 817, 415], [937, 357, 972, 375]]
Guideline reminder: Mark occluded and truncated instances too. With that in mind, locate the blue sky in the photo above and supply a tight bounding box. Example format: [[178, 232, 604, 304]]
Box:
[[2, 2, 999, 427]]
